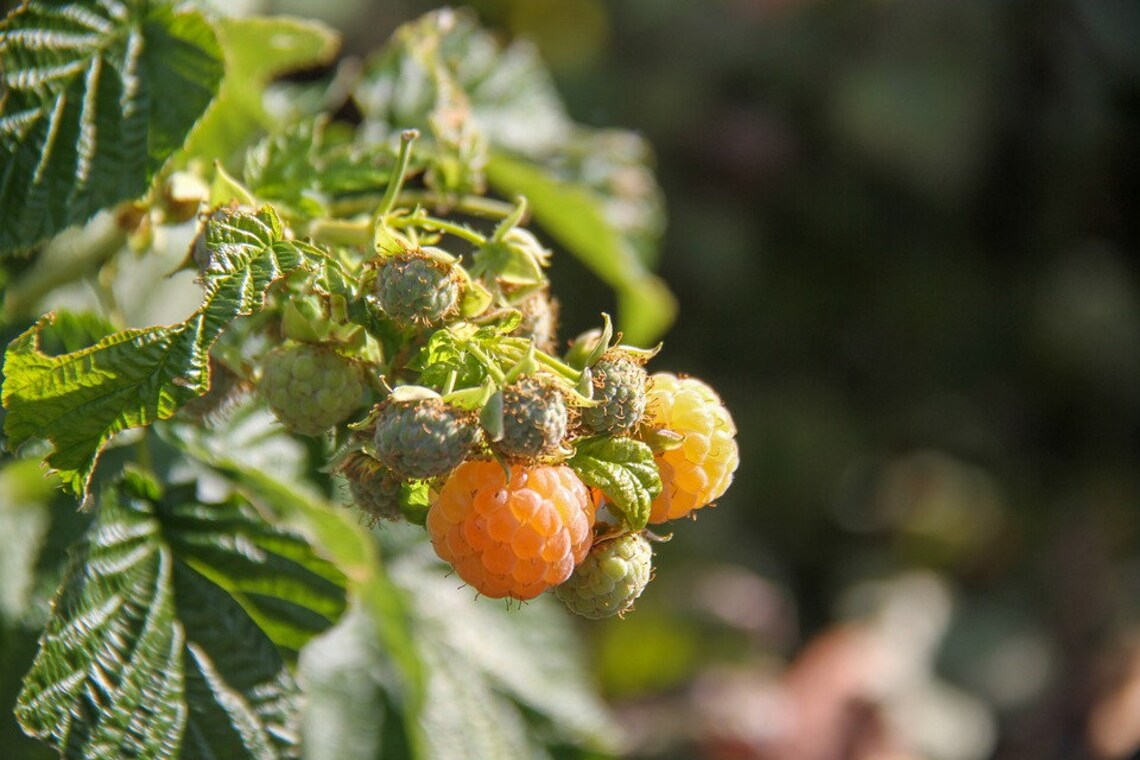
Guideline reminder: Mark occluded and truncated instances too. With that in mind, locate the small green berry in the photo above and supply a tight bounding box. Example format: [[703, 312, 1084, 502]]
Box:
[[373, 397, 478, 480], [493, 378, 569, 460], [259, 343, 366, 435], [580, 356, 647, 436], [372, 251, 460, 327], [340, 451, 404, 523], [556, 532, 653, 619]]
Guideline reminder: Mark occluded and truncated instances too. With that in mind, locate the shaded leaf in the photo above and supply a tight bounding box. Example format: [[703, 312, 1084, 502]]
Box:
[[14, 472, 307, 759], [0, 1, 223, 254], [1, 207, 330, 503], [194, 454, 428, 760], [569, 437, 662, 530]]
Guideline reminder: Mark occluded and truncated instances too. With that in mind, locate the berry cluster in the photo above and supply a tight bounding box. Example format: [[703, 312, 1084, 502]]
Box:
[[238, 140, 738, 618]]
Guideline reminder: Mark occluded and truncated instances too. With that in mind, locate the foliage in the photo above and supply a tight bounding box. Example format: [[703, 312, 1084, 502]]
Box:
[[0, 3, 698, 758]]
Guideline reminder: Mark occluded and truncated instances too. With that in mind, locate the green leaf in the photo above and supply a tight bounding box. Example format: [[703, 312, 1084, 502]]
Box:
[[394, 548, 619, 758], [485, 153, 675, 346], [182, 15, 340, 166], [159, 489, 348, 662], [243, 118, 401, 220], [569, 437, 662, 530], [195, 455, 428, 760], [0, 1, 223, 255], [14, 473, 315, 759], [354, 9, 571, 159], [1, 206, 329, 504]]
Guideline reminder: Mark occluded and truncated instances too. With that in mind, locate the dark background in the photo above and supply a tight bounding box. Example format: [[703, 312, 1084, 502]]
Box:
[[326, 1, 1140, 758]]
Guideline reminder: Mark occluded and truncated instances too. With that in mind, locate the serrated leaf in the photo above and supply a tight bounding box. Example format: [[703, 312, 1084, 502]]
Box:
[[0, 1, 223, 255], [182, 15, 340, 165], [354, 9, 571, 159], [570, 437, 662, 530], [160, 489, 348, 662], [193, 454, 428, 760], [392, 548, 619, 756], [243, 119, 401, 220], [486, 153, 675, 347], [1, 206, 329, 504], [14, 474, 311, 759]]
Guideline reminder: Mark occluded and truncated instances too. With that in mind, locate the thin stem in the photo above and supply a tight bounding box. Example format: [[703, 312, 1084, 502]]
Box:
[[376, 130, 420, 220], [395, 191, 519, 220], [389, 214, 487, 246], [463, 341, 506, 385]]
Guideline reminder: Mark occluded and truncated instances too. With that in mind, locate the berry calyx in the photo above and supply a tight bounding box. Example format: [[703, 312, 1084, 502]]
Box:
[[555, 531, 653, 619], [259, 342, 366, 436], [426, 461, 595, 600], [372, 397, 478, 480], [644, 373, 739, 523], [580, 355, 648, 436], [493, 378, 569, 461], [372, 250, 460, 327]]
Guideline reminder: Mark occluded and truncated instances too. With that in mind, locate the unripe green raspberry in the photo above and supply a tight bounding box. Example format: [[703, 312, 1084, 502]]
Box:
[[260, 343, 366, 436], [339, 451, 404, 523], [556, 532, 653, 619], [373, 251, 460, 327], [373, 397, 478, 480], [580, 356, 647, 436], [494, 378, 569, 460]]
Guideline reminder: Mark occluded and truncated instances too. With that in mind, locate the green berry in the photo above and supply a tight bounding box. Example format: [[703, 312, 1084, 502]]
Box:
[[556, 532, 653, 619], [373, 251, 459, 327], [580, 356, 647, 435], [340, 451, 404, 523], [494, 378, 569, 460], [373, 397, 477, 479], [260, 343, 366, 435]]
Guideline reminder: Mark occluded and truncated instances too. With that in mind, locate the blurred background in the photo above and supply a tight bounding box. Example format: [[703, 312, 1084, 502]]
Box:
[[281, 1, 1140, 758], [6, 0, 1139, 757]]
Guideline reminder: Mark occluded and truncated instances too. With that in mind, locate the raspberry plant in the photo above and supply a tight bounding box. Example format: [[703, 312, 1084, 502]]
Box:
[[0, 3, 738, 758]]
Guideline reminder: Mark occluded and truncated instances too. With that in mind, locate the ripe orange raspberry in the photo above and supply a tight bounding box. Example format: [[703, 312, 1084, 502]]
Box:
[[645, 373, 739, 523], [427, 461, 595, 600]]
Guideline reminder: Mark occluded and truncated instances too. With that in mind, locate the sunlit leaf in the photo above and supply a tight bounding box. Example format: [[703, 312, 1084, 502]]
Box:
[[570, 436, 662, 530], [14, 471, 322, 759], [0, 1, 223, 255], [1, 207, 330, 503]]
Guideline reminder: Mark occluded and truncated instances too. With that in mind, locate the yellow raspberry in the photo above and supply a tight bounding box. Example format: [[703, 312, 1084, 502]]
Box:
[[427, 461, 595, 600], [645, 373, 739, 523]]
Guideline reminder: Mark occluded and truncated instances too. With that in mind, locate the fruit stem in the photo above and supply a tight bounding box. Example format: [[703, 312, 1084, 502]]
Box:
[[396, 191, 519, 220], [388, 211, 486, 246], [463, 341, 506, 384], [376, 129, 420, 220]]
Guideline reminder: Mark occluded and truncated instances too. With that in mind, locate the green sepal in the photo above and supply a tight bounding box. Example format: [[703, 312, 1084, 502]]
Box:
[[569, 437, 662, 531], [480, 390, 506, 442]]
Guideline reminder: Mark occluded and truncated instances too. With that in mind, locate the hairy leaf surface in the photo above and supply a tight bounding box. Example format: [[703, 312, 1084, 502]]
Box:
[[0, 0, 223, 254], [14, 471, 343, 759], [570, 436, 662, 530], [1, 207, 328, 503]]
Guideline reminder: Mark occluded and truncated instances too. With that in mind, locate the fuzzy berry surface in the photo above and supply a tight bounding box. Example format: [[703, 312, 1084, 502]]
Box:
[[510, 288, 559, 354], [645, 373, 739, 523], [340, 451, 404, 523], [555, 532, 652, 619], [580, 356, 648, 436], [259, 343, 366, 436], [427, 461, 595, 600], [495, 378, 569, 460], [373, 251, 459, 327], [373, 398, 477, 480]]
